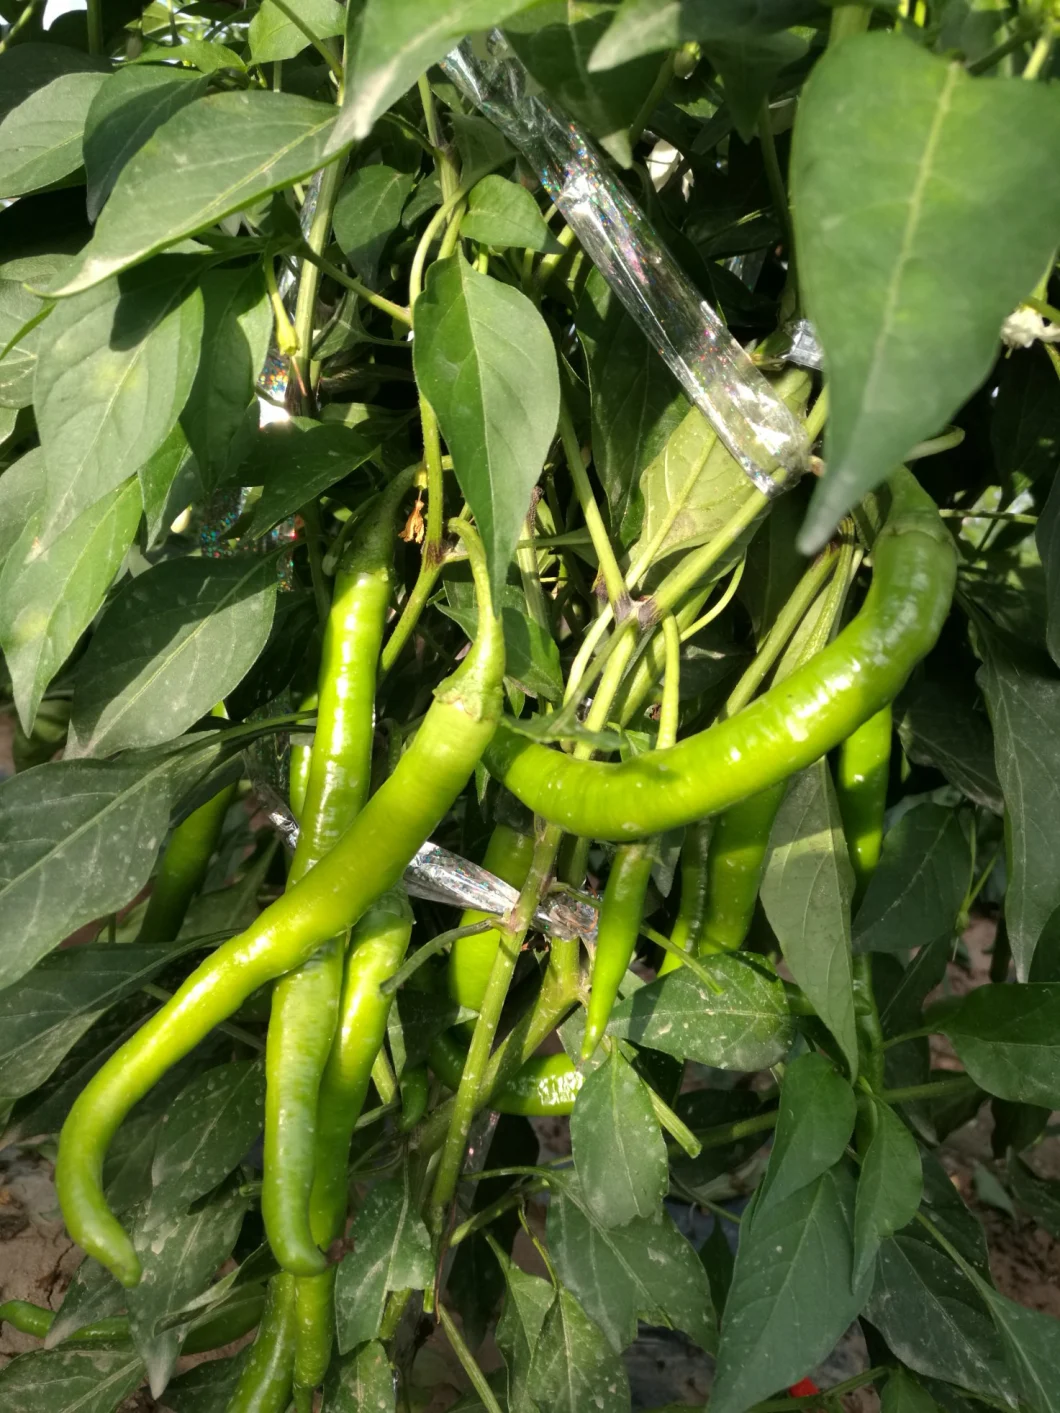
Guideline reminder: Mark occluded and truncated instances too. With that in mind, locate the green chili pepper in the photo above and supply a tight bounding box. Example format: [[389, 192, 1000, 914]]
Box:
[[292, 888, 414, 1400], [399, 1064, 431, 1131], [56, 522, 504, 1288], [485, 470, 954, 839], [0, 1289, 265, 1353], [0, 1300, 55, 1340], [448, 824, 534, 1013], [835, 704, 893, 900], [289, 694, 317, 822], [265, 475, 411, 1280], [658, 821, 711, 975], [429, 1030, 582, 1116], [227, 1273, 297, 1413], [582, 843, 654, 1059], [698, 783, 786, 952], [135, 780, 237, 944]]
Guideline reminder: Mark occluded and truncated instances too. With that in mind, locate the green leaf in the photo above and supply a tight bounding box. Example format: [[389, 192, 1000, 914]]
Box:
[[994, 349, 1060, 496], [854, 1101, 923, 1284], [588, 0, 823, 70], [324, 1341, 396, 1413], [760, 760, 859, 1076], [0, 42, 107, 123], [413, 252, 560, 602], [915, 1146, 991, 1278], [0, 71, 107, 198], [0, 746, 212, 991], [0, 479, 142, 731], [569, 1049, 668, 1227], [0, 1348, 145, 1413], [0, 942, 189, 1105], [853, 804, 971, 954], [705, 32, 809, 143], [980, 1286, 1060, 1413], [331, 0, 532, 148], [1037, 471, 1060, 669], [48, 92, 340, 297], [333, 164, 416, 288], [83, 66, 209, 223], [575, 267, 687, 546], [461, 174, 563, 254], [524, 1285, 631, 1413], [138, 424, 196, 544], [0, 253, 71, 409], [46, 1254, 126, 1348], [249, 0, 345, 64], [451, 113, 514, 189], [1008, 1155, 1060, 1239], [711, 1163, 871, 1413], [151, 1060, 266, 1208], [242, 419, 378, 539], [881, 1368, 943, 1413], [979, 635, 1060, 978], [547, 1181, 716, 1353], [896, 678, 1002, 813], [68, 555, 279, 758], [606, 952, 793, 1071], [939, 983, 1060, 1108], [34, 258, 204, 543], [335, 1178, 433, 1352], [128, 1183, 248, 1397], [758, 1052, 857, 1213], [495, 1255, 554, 1411], [162, 1351, 247, 1413], [792, 33, 1060, 551], [864, 1235, 1012, 1400], [442, 577, 563, 703], [507, 2, 665, 167], [0, 448, 44, 566], [136, 40, 247, 77]]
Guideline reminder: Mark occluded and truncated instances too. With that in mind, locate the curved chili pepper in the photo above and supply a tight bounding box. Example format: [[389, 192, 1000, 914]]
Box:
[[292, 888, 414, 1401], [448, 823, 535, 1014], [264, 474, 412, 1280], [0, 1289, 265, 1353], [429, 1030, 582, 1116], [56, 524, 504, 1288], [135, 780, 238, 944], [582, 843, 654, 1058], [485, 471, 954, 840], [399, 1063, 431, 1131], [835, 704, 892, 901], [227, 1273, 297, 1413]]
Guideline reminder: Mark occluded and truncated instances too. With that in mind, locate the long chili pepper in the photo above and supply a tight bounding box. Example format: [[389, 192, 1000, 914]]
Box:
[[658, 821, 712, 976], [227, 1273, 297, 1413], [429, 1030, 582, 1115], [581, 843, 654, 1058], [448, 823, 535, 1013], [486, 470, 955, 839], [0, 1288, 266, 1353], [136, 779, 237, 944], [56, 521, 504, 1288], [264, 473, 412, 1279], [293, 888, 414, 1402], [835, 705, 893, 900], [697, 783, 787, 952]]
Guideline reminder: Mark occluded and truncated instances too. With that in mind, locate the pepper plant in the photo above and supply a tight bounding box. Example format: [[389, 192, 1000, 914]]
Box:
[[0, 2, 1059, 1411]]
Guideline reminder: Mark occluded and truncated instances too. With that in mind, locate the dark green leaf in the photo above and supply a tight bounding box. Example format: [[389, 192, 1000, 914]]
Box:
[[335, 1179, 433, 1352], [68, 556, 279, 758], [853, 804, 971, 954], [323, 1340, 396, 1412], [589, 0, 823, 70], [854, 1101, 923, 1284], [0, 42, 107, 123], [760, 760, 859, 1075], [704, 32, 809, 142], [0, 71, 107, 198], [495, 1253, 554, 1411], [0, 447, 44, 564], [413, 252, 560, 602], [1008, 1156, 1060, 1239], [249, 0, 345, 64], [162, 1351, 248, 1413], [333, 164, 415, 288], [152, 1060, 266, 1208], [980, 1286, 1060, 1413], [575, 267, 686, 546], [0, 479, 142, 731], [442, 578, 563, 703], [913, 1146, 991, 1278], [699, 1219, 735, 1319], [243, 419, 378, 540], [881, 1367, 943, 1413], [46, 1255, 126, 1349], [994, 348, 1060, 495], [0, 253, 70, 408], [34, 258, 204, 543], [606, 952, 793, 1071], [896, 679, 1002, 813], [507, 2, 665, 167], [333, 0, 531, 148], [128, 1184, 248, 1397], [49, 92, 340, 296], [0, 745, 213, 990], [139, 423, 196, 544], [0, 942, 189, 1105], [569, 1049, 668, 1227], [711, 1163, 871, 1413], [864, 1235, 1011, 1400], [450, 114, 514, 189], [83, 66, 208, 223], [878, 934, 953, 1037], [1036, 469, 1060, 670], [180, 265, 272, 489], [758, 1052, 857, 1213], [461, 174, 563, 254], [547, 1181, 716, 1353], [0, 1347, 144, 1413], [939, 984, 1060, 1108], [524, 1284, 631, 1413], [791, 33, 1060, 551]]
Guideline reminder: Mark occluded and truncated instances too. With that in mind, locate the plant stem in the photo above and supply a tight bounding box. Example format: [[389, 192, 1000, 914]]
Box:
[[1026, 294, 1060, 323], [299, 501, 331, 628], [758, 100, 794, 258], [629, 54, 674, 148], [449, 1180, 549, 1247], [651, 487, 767, 617], [1022, 20, 1056, 79], [298, 245, 412, 327], [86, 0, 103, 54], [827, 4, 871, 47], [694, 1109, 778, 1151], [881, 1074, 979, 1105], [419, 74, 461, 203], [558, 401, 628, 610], [380, 921, 493, 996], [292, 158, 346, 408]]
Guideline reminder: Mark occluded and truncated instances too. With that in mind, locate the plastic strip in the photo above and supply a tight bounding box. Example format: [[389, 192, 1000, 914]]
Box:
[[440, 34, 810, 496]]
